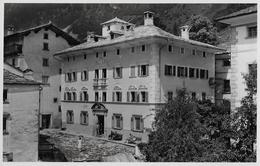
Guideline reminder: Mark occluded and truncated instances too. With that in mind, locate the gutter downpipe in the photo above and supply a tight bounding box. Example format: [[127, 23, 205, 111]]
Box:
[[38, 85, 43, 161]]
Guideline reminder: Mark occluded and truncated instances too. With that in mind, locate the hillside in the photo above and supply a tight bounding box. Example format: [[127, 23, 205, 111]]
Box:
[[4, 3, 255, 41]]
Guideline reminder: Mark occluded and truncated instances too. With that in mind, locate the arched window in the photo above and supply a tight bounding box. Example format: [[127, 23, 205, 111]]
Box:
[[72, 92, 77, 101], [66, 110, 74, 124], [80, 91, 89, 102]]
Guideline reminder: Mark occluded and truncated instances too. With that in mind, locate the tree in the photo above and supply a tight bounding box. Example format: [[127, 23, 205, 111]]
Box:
[[188, 15, 219, 45], [141, 89, 207, 161], [231, 63, 257, 161]]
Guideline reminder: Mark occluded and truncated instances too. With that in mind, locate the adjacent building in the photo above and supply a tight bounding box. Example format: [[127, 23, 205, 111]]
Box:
[[4, 22, 80, 129], [54, 12, 224, 141], [216, 5, 257, 110], [3, 63, 41, 161]]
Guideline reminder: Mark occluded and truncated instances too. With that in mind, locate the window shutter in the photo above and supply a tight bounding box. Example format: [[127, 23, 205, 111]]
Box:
[[136, 92, 140, 102], [185, 67, 188, 77], [138, 65, 141, 76], [112, 115, 114, 128], [80, 92, 82, 101], [86, 71, 89, 80], [86, 112, 89, 125], [120, 116, 123, 129], [145, 92, 148, 102], [164, 65, 167, 75], [81, 72, 83, 80], [177, 67, 180, 77], [131, 116, 134, 130], [140, 117, 144, 131], [206, 70, 209, 79], [146, 64, 149, 76], [113, 67, 115, 78], [64, 93, 66, 100], [127, 92, 130, 102], [112, 92, 115, 102], [120, 67, 123, 78], [119, 92, 122, 102]]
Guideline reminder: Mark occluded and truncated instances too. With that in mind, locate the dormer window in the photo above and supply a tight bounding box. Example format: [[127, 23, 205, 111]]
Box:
[[107, 25, 110, 31], [111, 34, 114, 39]]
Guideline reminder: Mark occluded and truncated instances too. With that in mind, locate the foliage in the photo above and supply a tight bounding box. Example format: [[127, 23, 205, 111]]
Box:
[[231, 63, 257, 161], [188, 15, 219, 45]]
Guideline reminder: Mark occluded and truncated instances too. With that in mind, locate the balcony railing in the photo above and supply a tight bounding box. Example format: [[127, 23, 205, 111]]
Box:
[[93, 78, 108, 88], [4, 44, 23, 55]]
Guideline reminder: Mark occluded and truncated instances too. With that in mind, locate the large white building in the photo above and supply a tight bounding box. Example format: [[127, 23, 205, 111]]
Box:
[[4, 22, 80, 129], [54, 12, 224, 141], [216, 5, 257, 110]]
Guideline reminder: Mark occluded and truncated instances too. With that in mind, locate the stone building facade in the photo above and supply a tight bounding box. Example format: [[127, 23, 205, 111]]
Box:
[[4, 22, 80, 129], [54, 12, 224, 141]]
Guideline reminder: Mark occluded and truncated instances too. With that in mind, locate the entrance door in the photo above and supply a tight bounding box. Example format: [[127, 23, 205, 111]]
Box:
[[42, 114, 51, 129], [97, 115, 104, 135]]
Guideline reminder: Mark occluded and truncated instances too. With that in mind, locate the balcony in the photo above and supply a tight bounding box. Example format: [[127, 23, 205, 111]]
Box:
[[4, 44, 23, 56], [93, 78, 108, 89]]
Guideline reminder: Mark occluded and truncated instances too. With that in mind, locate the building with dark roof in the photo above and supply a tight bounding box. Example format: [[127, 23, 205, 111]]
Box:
[[54, 11, 225, 141], [215, 5, 257, 111], [3, 63, 41, 161], [4, 21, 80, 129]]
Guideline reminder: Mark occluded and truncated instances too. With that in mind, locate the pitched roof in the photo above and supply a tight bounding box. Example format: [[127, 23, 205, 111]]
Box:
[[215, 5, 257, 21], [55, 25, 224, 56], [101, 17, 133, 25], [4, 69, 41, 85], [4, 22, 80, 46]]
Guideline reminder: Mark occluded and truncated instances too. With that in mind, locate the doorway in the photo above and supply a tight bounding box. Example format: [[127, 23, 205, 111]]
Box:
[[42, 114, 51, 129], [97, 115, 104, 135]]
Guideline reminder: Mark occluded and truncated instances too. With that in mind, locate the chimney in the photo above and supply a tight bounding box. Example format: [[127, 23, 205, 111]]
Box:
[[86, 32, 95, 42], [180, 25, 191, 40], [7, 25, 15, 35], [144, 11, 154, 26], [23, 69, 34, 80]]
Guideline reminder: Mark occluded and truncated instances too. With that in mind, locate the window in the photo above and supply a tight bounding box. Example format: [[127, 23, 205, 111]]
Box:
[[102, 92, 107, 102], [121, 26, 124, 30], [202, 92, 206, 101], [59, 68, 62, 74], [42, 58, 49, 66], [80, 111, 88, 125], [200, 69, 206, 79], [65, 73, 72, 82], [130, 66, 136, 77], [168, 45, 172, 52], [114, 67, 122, 79], [43, 42, 49, 51], [192, 49, 196, 55], [248, 63, 257, 75], [131, 47, 135, 53], [203, 51, 206, 58], [141, 45, 145, 52], [42, 75, 49, 84], [111, 34, 114, 39], [67, 110, 74, 124], [53, 98, 58, 103], [185, 67, 188, 77], [173, 66, 176, 76], [84, 54, 87, 59], [127, 91, 139, 102], [223, 80, 231, 94], [223, 59, 231, 66], [192, 92, 196, 100], [59, 86, 61, 92], [196, 68, 199, 78], [112, 114, 123, 129], [138, 64, 149, 77], [80, 91, 88, 101], [3, 89, 8, 103], [248, 26, 257, 38], [189, 68, 195, 78], [95, 69, 99, 79], [113, 91, 122, 102], [43, 33, 48, 39], [65, 92, 72, 101], [3, 113, 10, 135], [73, 56, 75, 61], [72, 92, 77, 101], [58, 105, 61, 112], [177, 66, 185, 77], [103, 51, 106, 57], [165, 65, 173, 76], [117, 49, 120, 55], [96, 52, 99, 58], [131, 115, 143, 132], [107, 25, 110, 31], [67, 57, 70, 62], [168, 91, 173, 101], [12, 58, 16, 66], [102, 69, 107, 79], [81, 71, 88, 81], [95, 92, 99, 102], [72, 72, 77, 81], [180, 47, 185, 54], [140, 91, 148, 102]]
